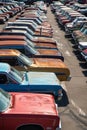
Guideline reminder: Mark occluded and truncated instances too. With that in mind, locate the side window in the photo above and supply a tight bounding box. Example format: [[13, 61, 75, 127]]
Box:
[[0, 74, 8, 84]]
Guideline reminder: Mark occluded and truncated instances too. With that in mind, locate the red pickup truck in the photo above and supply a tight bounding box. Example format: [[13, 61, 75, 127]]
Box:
[[0, 89, 61, 130]]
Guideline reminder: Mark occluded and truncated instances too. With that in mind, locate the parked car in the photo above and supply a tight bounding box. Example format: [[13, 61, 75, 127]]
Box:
[[65, 17, 87, 35], [78, 8, 87, 16], [0, 62, 63, 100], [1, 7, 15, 17], [7, 21, 53, 37], [2, 29, 55, 43], [0, 49, 70, 81], [0, 34, 57, 49], [4, 24, 53, 38], [17, 17, 51, 28], [78, 42, 87, 51], [0, 88, 61, 130], [0, 40, 64, 60], [0, 9, 10, 20], [81, 48, 87, 62], [72, 25, 87, 44]]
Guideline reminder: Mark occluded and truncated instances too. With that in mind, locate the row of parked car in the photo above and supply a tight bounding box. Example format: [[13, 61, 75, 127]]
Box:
[[50, 1, 87, 63], [0, 1, 25, 23], [0, 1, 71, 130]]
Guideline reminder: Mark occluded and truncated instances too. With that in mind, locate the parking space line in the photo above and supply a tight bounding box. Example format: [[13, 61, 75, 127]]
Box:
[[70, 99, 87, 117]]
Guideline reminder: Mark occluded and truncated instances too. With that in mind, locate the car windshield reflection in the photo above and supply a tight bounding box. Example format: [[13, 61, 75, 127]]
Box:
[[19, 53, 33, 66], [0, 89, 11, 112], [9, 67, 23, 83]]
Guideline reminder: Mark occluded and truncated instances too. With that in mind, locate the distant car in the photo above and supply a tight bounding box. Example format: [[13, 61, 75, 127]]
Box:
[[81, 48, 87, 62], [78, 42, 87, 51], [17, 17, 51, 28], [4, 24, 53, 38], [0, 15, 7, 23], [2, 29, 55, 43], [8, 20, 53, 35], [0, 49, 70, 81], [78, 8, 87, 16], [72, 25, 87, 44], [65, 17, 87, 35], [0, 88, 61, 130], [0, 62, 63, 100]]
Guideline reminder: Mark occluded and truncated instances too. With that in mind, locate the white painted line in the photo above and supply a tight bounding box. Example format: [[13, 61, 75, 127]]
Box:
[[70, 99, 86, 117], [65, 51, 71, 56], [55, 30, 58, 33], [61, 82, 87, 117]]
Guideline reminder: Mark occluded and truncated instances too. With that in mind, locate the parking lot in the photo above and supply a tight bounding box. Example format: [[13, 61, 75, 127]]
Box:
[[46, 6, 87, 130], [0, 2, 87, 130]]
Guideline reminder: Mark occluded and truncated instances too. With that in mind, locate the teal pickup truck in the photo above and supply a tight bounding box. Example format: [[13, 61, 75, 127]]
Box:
[[0, 63, 63, 101]]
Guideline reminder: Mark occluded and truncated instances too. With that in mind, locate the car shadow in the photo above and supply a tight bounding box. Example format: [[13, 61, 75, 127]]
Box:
[[79, 62, 87, 69], [73, 50, 85, 61], [82, 70, 87, 77], [56, 89, 69, 107]]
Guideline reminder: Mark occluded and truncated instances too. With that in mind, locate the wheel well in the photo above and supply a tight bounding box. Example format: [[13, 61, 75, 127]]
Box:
[[17, 124, 44, 130]]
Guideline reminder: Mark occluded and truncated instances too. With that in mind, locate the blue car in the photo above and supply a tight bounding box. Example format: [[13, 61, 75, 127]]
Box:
[[0, 63, 63, 101]]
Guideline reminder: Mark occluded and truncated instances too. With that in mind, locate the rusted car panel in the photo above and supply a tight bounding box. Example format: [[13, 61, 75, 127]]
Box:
[[0, 49, 70, 81], [7, 21, 53, 35], [0, 89, 61, 130], [4, 24, 53, 38], [0, 40, 64, 60], [0, 35, 57, 49], [1, 30, 55, 43]]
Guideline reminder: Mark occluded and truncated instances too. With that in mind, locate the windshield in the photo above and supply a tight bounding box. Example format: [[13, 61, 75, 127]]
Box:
[[80, 27, 86, 32], [26, 44, 38, 55], [0, 10, 3, 13], [29, 22, 37, 30], [83, 29, 87, 34], [26, 32, 34, 40], [72, 18, 78, 25], [0, 89, 11, 112], [26, 38, 34, 47], [26, 27, 34, 35], [31, 21, 38, 27], [19, 53, 33, 66], [7, 6, 11, 10], [9, 67, 23, 83], [36, 18, 41, 24]]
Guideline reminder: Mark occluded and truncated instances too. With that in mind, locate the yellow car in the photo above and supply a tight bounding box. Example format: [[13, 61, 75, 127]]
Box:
[[0, 49, 71, 81]]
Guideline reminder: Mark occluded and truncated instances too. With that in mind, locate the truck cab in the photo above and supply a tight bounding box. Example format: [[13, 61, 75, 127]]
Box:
[[0, 62, 63, 101]]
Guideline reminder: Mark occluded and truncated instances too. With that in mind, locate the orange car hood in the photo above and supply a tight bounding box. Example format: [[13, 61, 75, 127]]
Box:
[[33, 58, 67, 68], [38, 49, 61, 55]]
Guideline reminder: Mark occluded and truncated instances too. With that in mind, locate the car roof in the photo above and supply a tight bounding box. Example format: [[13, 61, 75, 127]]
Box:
[[0, 49, 20, 56], [0, 63, 10, 73], [0, 35, 25, 39], [0, 40, 26, 46]]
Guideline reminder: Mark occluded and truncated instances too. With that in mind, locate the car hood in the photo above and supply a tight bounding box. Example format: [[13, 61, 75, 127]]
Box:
[[32, 58, 66, 68], [79, 42, 87, 46], [7, 92, 58, 115], [27, 72, 61, 85], [37, 49, 62, 56]]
